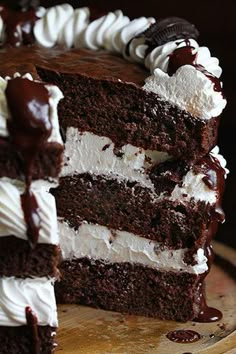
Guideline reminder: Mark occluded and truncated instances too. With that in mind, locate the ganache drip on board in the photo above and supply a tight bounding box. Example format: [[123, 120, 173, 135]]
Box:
[[5, 77, 52, 247], [168, 41, 222, 93], [0, 6, 38, 46], [25, 306, 40, 354], [166, 329, 201, 343]]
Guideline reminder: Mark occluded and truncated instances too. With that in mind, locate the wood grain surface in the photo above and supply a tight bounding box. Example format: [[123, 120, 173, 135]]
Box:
[[56, 242, 236, 354]]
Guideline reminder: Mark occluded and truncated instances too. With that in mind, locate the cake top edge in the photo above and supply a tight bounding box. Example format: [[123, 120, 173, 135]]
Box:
[[0, 3, 226, 120]]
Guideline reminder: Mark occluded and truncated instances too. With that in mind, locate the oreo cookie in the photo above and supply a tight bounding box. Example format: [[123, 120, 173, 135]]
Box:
[[143, 17, 199, 53]]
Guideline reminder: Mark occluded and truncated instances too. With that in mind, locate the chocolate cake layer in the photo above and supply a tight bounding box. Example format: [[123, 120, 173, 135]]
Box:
[[0, 46, 219, 161], [0, 138, 63, 180], [51, 173, 218, 249], [0, 237, 59, 278], [56, 257, 201, 322], [0, 325, 56, 354], [38, 67, 219, 161]]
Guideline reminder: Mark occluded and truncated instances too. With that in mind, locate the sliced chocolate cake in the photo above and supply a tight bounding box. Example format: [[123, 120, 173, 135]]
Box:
[[0, 74, 63, 352], [0, 2, 228, 323]]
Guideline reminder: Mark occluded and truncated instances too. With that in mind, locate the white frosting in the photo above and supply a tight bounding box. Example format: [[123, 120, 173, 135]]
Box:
[[79, 10, 129, 51], [0, 76, 8, 137], [112, 17, 155, 55], [210, 145, 229, 177], [0, 179, 59, 245], [0, 15, 3, 44], [34, 3, 74, 48], [170, 146, 228, 202], [61, 127, 170, 189], [170, 170, 216, 204], [128, 36, 149, 63], [58, 220, 208, 275], [145, 39, 222, 78], [143, 65, 227, 119], [62, 128, 223, 206], [0, 277, 57, 327], [0, 74, 63, 144], [58, 7, 90, 48]]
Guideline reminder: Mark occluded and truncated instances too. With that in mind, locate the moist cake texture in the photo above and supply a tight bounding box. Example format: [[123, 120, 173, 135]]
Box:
[[0, 1, 228, 325]]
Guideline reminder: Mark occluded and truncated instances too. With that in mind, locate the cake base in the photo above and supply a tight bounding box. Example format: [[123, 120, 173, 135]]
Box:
[[0, 325, 56, 354], [56, 258, 202, 322]]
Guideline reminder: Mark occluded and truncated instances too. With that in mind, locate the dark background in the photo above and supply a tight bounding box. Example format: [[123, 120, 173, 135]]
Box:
[[2, 1, 235, 248]]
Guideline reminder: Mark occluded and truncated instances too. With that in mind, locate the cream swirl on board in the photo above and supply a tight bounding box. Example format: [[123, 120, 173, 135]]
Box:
[[0, 73, 63, 144], [0, 277, 57, 327], [144, 38, 222, 77], [0, 179, 59, 245]]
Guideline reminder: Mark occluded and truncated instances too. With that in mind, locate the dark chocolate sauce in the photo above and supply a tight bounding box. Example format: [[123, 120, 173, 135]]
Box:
[[200, 154, 225, 223], [194, 292, 222, 322], [25, 306, 40, 354], [186, 153, 225, 322], [0, 6, 38, 46], [5, 77, 51, 247], [168, 43, 222, 93], [166, 329, 201, 343]]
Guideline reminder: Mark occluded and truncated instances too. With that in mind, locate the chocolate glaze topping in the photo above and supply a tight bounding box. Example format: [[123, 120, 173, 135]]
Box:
[[168, 42, 222, 93], [5, 77, 51, 247], [0, 6, 38, 46], [166, 329, 201, 343], [25, 306, 40, 354]]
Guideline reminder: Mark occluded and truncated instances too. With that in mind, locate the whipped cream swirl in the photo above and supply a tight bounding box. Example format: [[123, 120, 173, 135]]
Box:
[[143, 65, 226, 119], [34, 3, 74, 47], [0, 15, 3, 44], [57, 7, 90, 48], [112, 16, 155, 56], [0, 179, 59, 245], [79, 10, 130, 51], [0, 73, 63, 144], [0, 277, 57, 327], [145, 38, 222, 77]]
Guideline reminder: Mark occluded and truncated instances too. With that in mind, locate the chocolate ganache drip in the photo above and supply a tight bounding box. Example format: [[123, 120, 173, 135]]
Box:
[[193, 153, 225, 322], [168, 41, 222, 93], [5, 77, 52, 248], [0, 5, 38, 46], [25, 306, 40, 354]]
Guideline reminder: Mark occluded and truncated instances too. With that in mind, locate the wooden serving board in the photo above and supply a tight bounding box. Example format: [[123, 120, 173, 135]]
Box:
[[56, 241, 236, 354]]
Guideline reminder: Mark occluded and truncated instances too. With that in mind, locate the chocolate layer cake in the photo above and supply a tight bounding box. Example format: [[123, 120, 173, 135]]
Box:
[[0, 75, 63, 352], [0, 2, 228, 324]]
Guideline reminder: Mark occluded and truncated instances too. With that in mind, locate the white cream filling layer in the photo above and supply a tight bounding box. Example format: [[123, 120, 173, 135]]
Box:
[[58, 220, 208, 275], [61, 127, 222, 205], [0, 277, 57, 327], [61, 127, 170, 189], [0, 179, 59, 244]]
